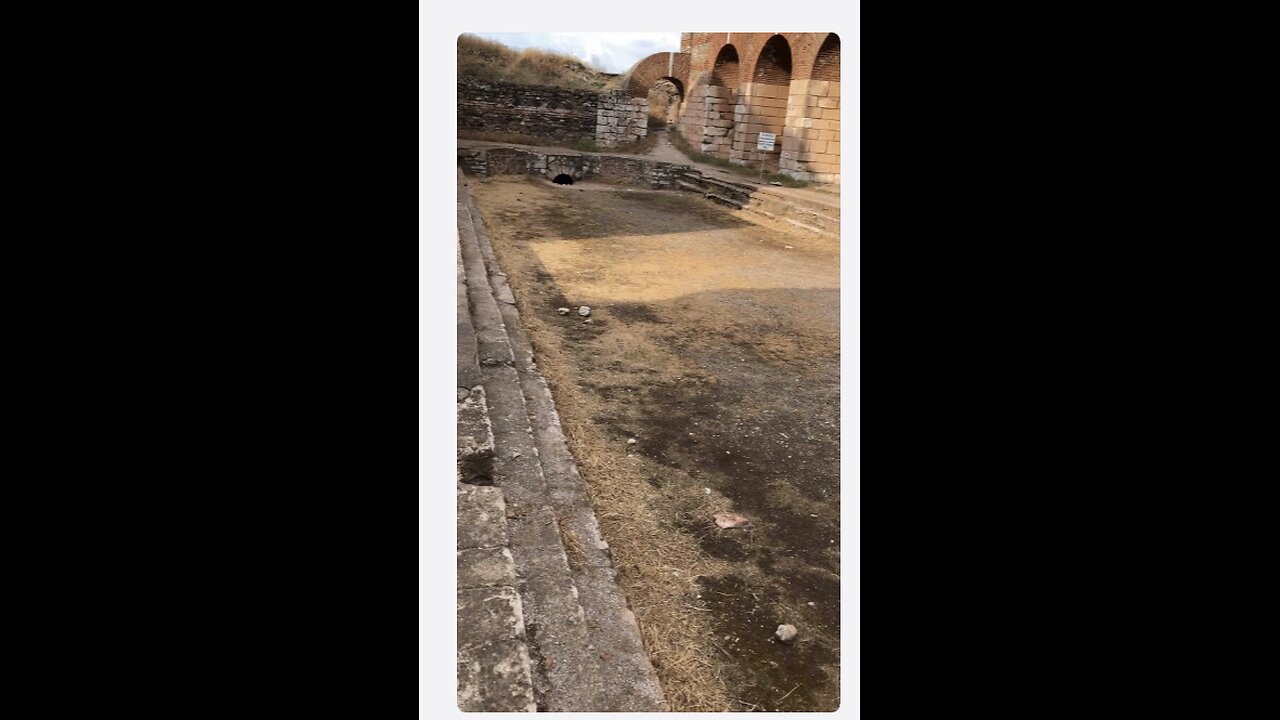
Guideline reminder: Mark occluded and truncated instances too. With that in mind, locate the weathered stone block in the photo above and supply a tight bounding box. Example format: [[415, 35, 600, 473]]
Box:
[[458, 547, 518, 589], [457, 586, 526, 649], [458, 484, 508, 550], [456, 639, 536, 712], [818, 97, 839, 109]]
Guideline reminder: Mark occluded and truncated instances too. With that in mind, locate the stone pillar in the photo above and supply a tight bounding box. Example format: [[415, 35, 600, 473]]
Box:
[[730, 82, 788, 171], [677, 84, 708, 147], [698, 85, 736, 159], [780, 80, 840, 182], [595, 92, 649, 147]]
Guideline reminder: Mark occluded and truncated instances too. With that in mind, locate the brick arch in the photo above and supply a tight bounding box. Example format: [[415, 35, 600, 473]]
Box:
[[620, 51, 690, 98], [810, 33, 840, 81], [710, 44, 740, 88], [656, 76, 684, 99], [752, 35, 792, 84]]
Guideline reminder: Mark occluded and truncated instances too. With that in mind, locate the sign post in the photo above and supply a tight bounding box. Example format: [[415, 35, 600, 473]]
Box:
[[756, 132, 776, 183]]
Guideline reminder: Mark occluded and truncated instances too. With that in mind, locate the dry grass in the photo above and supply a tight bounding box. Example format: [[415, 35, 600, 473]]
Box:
[[555, 516, 585, 570], [561, 420, 735, 712], [458, 34, 612, 90]]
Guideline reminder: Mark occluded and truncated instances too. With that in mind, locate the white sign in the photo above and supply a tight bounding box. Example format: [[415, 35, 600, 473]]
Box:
[[756, 132, 776, 151]]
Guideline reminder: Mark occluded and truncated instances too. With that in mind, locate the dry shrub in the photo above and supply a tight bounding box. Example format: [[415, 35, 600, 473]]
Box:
[[458, 34, 611, 90]]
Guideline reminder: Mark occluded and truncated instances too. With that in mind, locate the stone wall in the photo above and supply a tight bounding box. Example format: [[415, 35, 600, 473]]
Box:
[[458, 146, 685, 189], [458, 79, 600, 141], [458, 80, 647, 148], [596, 91, 648, 147], [699, 86, 736, 159], [780, 79, 840, 182], [731, 82, 788, 170]]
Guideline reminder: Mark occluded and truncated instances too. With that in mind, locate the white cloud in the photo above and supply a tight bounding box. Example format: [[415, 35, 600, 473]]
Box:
[[469, 32, 681, 74]]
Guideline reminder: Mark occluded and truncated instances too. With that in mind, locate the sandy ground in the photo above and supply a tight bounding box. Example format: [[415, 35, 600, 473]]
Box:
[[467, 174, 840, 711]]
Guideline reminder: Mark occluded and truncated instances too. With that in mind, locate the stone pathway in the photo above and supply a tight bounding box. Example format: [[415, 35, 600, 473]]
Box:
[[643, 128, 690, 165]]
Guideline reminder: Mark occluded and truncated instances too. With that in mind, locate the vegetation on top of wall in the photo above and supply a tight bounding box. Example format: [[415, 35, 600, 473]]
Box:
[[458, 34, 613, 90]]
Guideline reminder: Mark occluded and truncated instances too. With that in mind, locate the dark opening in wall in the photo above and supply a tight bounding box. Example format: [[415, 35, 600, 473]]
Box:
[[553, 174, 574, 185]]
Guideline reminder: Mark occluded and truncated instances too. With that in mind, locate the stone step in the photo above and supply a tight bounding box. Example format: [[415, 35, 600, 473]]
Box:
[[457, 481, 537, 712], [457, 173, 668, 712], [457, 234, 495, 486], [457, 234, 481, 391], [706, 192, 746, 210], [699, 174, 757, 198], [463, 185, 668, 712]]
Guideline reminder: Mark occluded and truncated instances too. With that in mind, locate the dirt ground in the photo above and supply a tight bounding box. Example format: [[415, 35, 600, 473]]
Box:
[[468, 174, 841, 711]]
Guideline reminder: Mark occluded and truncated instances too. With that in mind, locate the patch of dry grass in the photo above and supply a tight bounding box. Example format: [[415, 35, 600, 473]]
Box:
[[458, 34, 612, 90], [560, 421, 734, 712]]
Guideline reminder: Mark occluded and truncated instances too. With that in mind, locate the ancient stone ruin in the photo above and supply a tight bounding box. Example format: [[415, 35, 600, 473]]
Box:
[[458, 32, 842, 182], [617, 32, 841, 182]]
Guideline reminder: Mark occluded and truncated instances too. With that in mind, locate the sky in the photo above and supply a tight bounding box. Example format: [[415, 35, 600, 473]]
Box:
[[469, 32, 681, 74]]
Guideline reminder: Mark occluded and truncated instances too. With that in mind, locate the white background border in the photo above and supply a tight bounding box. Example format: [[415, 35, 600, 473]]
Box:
[[421, 4, 859, 716]]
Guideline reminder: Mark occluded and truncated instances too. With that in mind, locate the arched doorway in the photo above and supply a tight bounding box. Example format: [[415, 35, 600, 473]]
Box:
[[647, 77, 684, 129], [811, 33, 839, 82], [753, 34, 792, 85], [711, 44, 740, 88], [732, 35, 791, 171], [696, 44, 741, 159]]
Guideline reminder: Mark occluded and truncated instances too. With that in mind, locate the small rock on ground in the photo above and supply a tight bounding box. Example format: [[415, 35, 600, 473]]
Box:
[[578, 306, 591, 317], [776, 624, 798, 642], [714, 512, 751, 529], [557, 307, 571, 315]]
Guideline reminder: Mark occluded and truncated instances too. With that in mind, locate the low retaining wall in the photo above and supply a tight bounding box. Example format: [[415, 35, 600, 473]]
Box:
[[458, 146, 687, 189]]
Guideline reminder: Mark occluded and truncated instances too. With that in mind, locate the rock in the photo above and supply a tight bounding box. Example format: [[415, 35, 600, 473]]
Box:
[[714, 512, 750, 529], [627, 438, 637, 445], [584, 318, 593, 324], [578, 306, 591, 317], [557, 307, 571, 315], [775, 624, 798, 643]]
